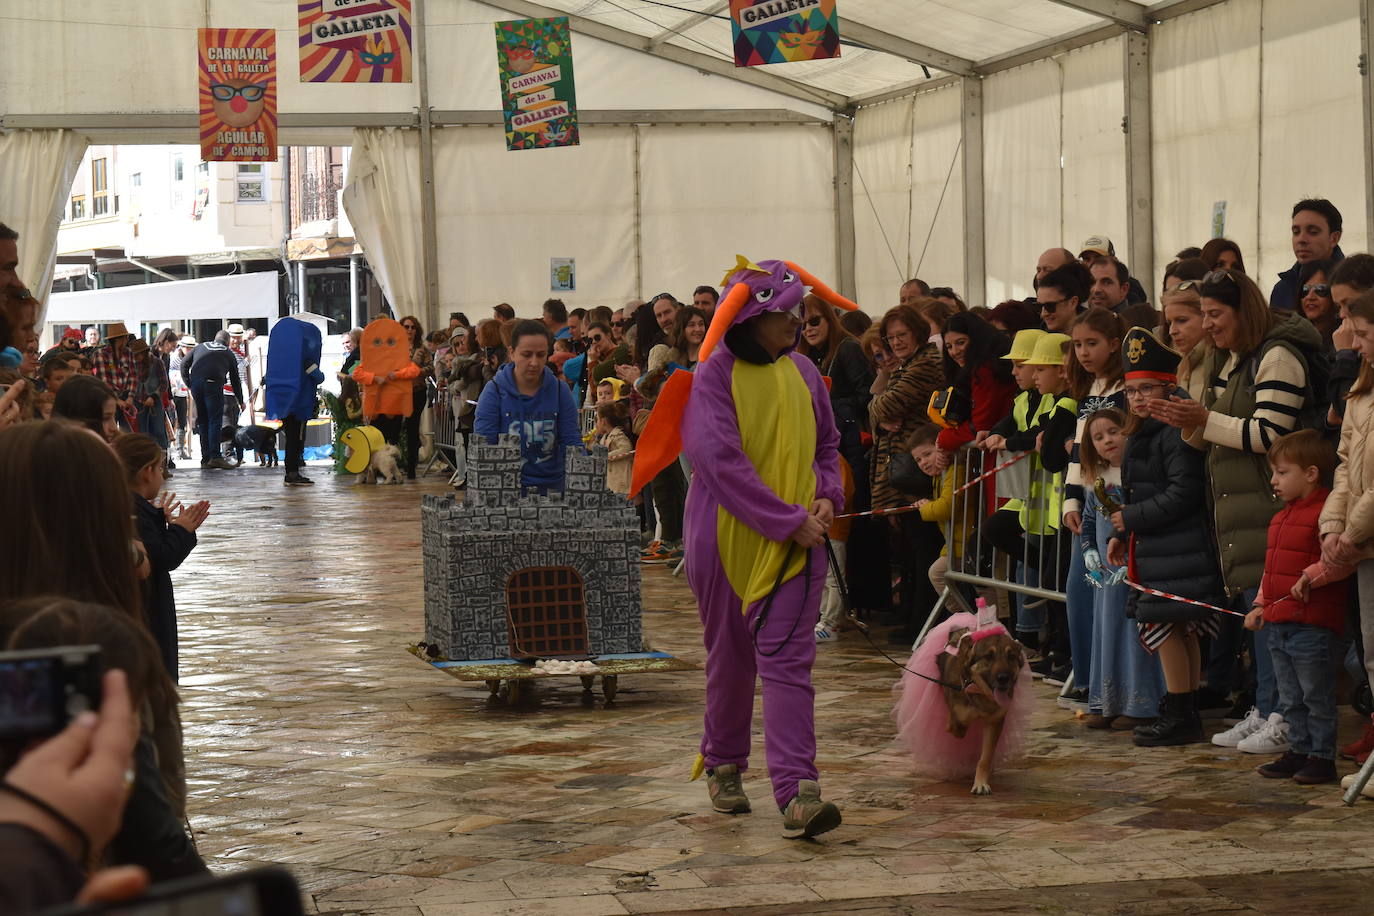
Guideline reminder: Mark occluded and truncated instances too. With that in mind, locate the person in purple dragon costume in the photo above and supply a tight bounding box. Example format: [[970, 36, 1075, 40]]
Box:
[[630, 255, 860, 838]]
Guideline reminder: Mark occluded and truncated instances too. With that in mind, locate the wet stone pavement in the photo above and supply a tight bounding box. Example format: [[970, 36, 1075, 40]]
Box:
[[173, 465, 1374, 915]]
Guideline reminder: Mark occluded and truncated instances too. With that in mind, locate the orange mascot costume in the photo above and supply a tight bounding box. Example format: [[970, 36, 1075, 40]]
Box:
[[350, 317, 421, 448]]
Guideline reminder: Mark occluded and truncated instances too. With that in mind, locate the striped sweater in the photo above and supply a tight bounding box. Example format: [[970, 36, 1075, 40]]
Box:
[[1202, 345, 1306, 453]]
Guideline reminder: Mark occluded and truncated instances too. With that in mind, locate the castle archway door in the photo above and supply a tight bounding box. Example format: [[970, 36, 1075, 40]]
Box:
[[505, 566, 589, 659]]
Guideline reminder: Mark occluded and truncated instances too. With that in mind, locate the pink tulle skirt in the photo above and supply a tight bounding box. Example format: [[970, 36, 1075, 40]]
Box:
[[891, 613, 1034, 781]]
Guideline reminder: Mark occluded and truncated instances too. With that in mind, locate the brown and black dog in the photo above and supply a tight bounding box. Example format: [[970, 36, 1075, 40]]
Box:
[[935, 626, 1026, 795]]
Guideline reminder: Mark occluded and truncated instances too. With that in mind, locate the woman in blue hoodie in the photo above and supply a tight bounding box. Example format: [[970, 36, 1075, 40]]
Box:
[[475, 319, 583, 491]]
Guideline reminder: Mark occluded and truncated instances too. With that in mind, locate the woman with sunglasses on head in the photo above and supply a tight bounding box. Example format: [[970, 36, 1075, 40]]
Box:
[[1160, 281, 1212, 401], [798, 295, 873, 483], [1151, 268, 1325, 744], [1298, 259, 1341, 349]]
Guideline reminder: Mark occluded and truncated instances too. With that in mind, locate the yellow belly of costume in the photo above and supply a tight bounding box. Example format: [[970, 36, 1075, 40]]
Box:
[[717, 357, 817, 613]]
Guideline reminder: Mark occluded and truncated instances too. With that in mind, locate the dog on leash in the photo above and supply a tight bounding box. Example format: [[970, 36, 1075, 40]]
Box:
[[893, 613, 1032, 796], [936, 625, 1026, 795], [358, 444, 403, 485], [233, 425, 279, 467]]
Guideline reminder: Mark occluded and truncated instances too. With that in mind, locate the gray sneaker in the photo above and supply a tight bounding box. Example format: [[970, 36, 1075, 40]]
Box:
[[706, 764, 750, 814], [781, 780, 841, 839], [206, 457, 236, 470]]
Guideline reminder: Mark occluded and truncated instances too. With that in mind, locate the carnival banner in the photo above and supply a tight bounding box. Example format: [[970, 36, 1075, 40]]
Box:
[[199, 28, 278, 163], [495, 17, 579, 151], [729, 0, 841, 68], [299, 0, 413, 83]]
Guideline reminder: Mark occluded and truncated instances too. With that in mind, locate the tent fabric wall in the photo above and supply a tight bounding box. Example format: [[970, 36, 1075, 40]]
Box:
[[638, 125, 836, 303], [432, 126, 638, 315], [979, 39, 1125, 306], [0, 130, 89, 312], [1059, 40, 1127, 280], [1257, 0, 1366, 288], [853, 98, 916, 312], [1152, 0, 1366, 297], [1152, 1, 1263, 294], [415, 123, 834, 318], [852, 86, 965, 314], [342, 128, 426, 319], [983, 60, 1064, 305], [908, 89, 966, 300]]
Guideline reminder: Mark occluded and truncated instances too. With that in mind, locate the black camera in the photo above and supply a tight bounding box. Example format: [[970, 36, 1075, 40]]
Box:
[[0, 645, 102, 742]]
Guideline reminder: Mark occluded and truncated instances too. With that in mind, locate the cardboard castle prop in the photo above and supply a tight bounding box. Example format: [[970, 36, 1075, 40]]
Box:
[[421, 435, 645, 661]]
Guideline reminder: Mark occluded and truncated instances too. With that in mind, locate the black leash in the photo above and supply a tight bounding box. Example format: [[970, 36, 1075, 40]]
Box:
[[822, 535, 967, 691], [751, 542, 810, 657]]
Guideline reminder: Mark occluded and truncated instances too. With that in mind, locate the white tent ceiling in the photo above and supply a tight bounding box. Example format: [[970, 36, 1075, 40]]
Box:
[[487, 1, 1206, 105], [0, 0, 1223, 126], [2, 0, 1369, 326]]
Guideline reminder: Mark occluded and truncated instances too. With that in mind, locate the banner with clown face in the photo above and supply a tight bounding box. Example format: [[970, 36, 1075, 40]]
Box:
[[199, 28, 278, 162], [299, 0, 413, 83]]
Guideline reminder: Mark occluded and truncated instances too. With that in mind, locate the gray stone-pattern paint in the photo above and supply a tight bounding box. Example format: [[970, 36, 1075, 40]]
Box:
[[422, 435, 645, 660]]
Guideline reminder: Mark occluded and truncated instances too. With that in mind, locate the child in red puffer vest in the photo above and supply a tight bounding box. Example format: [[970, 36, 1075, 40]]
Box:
[[1244, 430, 1356, 785]]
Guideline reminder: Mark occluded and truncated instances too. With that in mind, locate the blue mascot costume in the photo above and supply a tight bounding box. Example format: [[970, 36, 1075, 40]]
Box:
[[265, 317, 325, 486]]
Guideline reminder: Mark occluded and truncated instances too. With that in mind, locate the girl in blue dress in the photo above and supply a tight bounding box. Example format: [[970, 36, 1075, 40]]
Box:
[[1078, 408, 1165, 729]]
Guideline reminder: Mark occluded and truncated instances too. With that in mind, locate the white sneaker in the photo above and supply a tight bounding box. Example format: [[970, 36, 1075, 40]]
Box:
[[814, 626, 837, 643], [1211, 707, 1263, 747], [1236, 713, 1290, 754], [1341, 773, 1374, 799]]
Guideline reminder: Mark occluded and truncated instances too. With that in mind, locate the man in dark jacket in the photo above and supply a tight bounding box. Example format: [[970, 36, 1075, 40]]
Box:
[[183, 330, 244, 469], [1089, 256, 1158, 330], [1271, 198, 1345, 312]]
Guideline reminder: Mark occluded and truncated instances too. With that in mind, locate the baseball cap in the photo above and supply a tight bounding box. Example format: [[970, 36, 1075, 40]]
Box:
[[1079, 235, 1115, 258], [61, 327, 83, 341]]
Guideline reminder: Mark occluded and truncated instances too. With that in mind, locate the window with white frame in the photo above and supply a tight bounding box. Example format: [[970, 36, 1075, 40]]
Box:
[[236, 163, 267, 203]]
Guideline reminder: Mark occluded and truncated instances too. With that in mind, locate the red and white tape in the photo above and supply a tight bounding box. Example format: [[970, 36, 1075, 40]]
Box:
[[835, 451, 1030, 521], [1121, 578, 1290, 618]]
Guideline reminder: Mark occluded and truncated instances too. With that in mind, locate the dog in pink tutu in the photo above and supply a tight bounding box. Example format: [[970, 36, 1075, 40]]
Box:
[[892, 612, 1033, 795]]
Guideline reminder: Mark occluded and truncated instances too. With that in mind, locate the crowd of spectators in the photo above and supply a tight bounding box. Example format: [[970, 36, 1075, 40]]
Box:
[[4, 192, 1374, 907]]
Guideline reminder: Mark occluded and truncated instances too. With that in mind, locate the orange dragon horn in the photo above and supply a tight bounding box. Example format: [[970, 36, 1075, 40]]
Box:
[[696, 282, 749, 365], [785, 261, 859, 312]]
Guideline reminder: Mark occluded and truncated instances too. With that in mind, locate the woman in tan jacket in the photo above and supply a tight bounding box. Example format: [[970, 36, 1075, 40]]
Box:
[[1320, 291, 1374, 701]]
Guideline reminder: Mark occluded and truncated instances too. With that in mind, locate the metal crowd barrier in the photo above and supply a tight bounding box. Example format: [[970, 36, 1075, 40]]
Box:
[[579, 405, 598, 438], [916, 445, 1072, 688], [423, 378, 465, 484]]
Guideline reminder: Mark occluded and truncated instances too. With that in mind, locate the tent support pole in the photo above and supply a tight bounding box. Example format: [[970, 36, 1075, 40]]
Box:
[[632, 125, 644, 298], [961, 77, 986, 308], [415, 0, 440, 327], [832, 114, 856, 301], [349, 254, 361, 331], [1123, 30, 1154, 289], [1362, 0, 1374, 242]]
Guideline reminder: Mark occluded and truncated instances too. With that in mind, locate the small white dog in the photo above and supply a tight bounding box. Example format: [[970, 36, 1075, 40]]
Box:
[[358, 444, 403, 485]]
